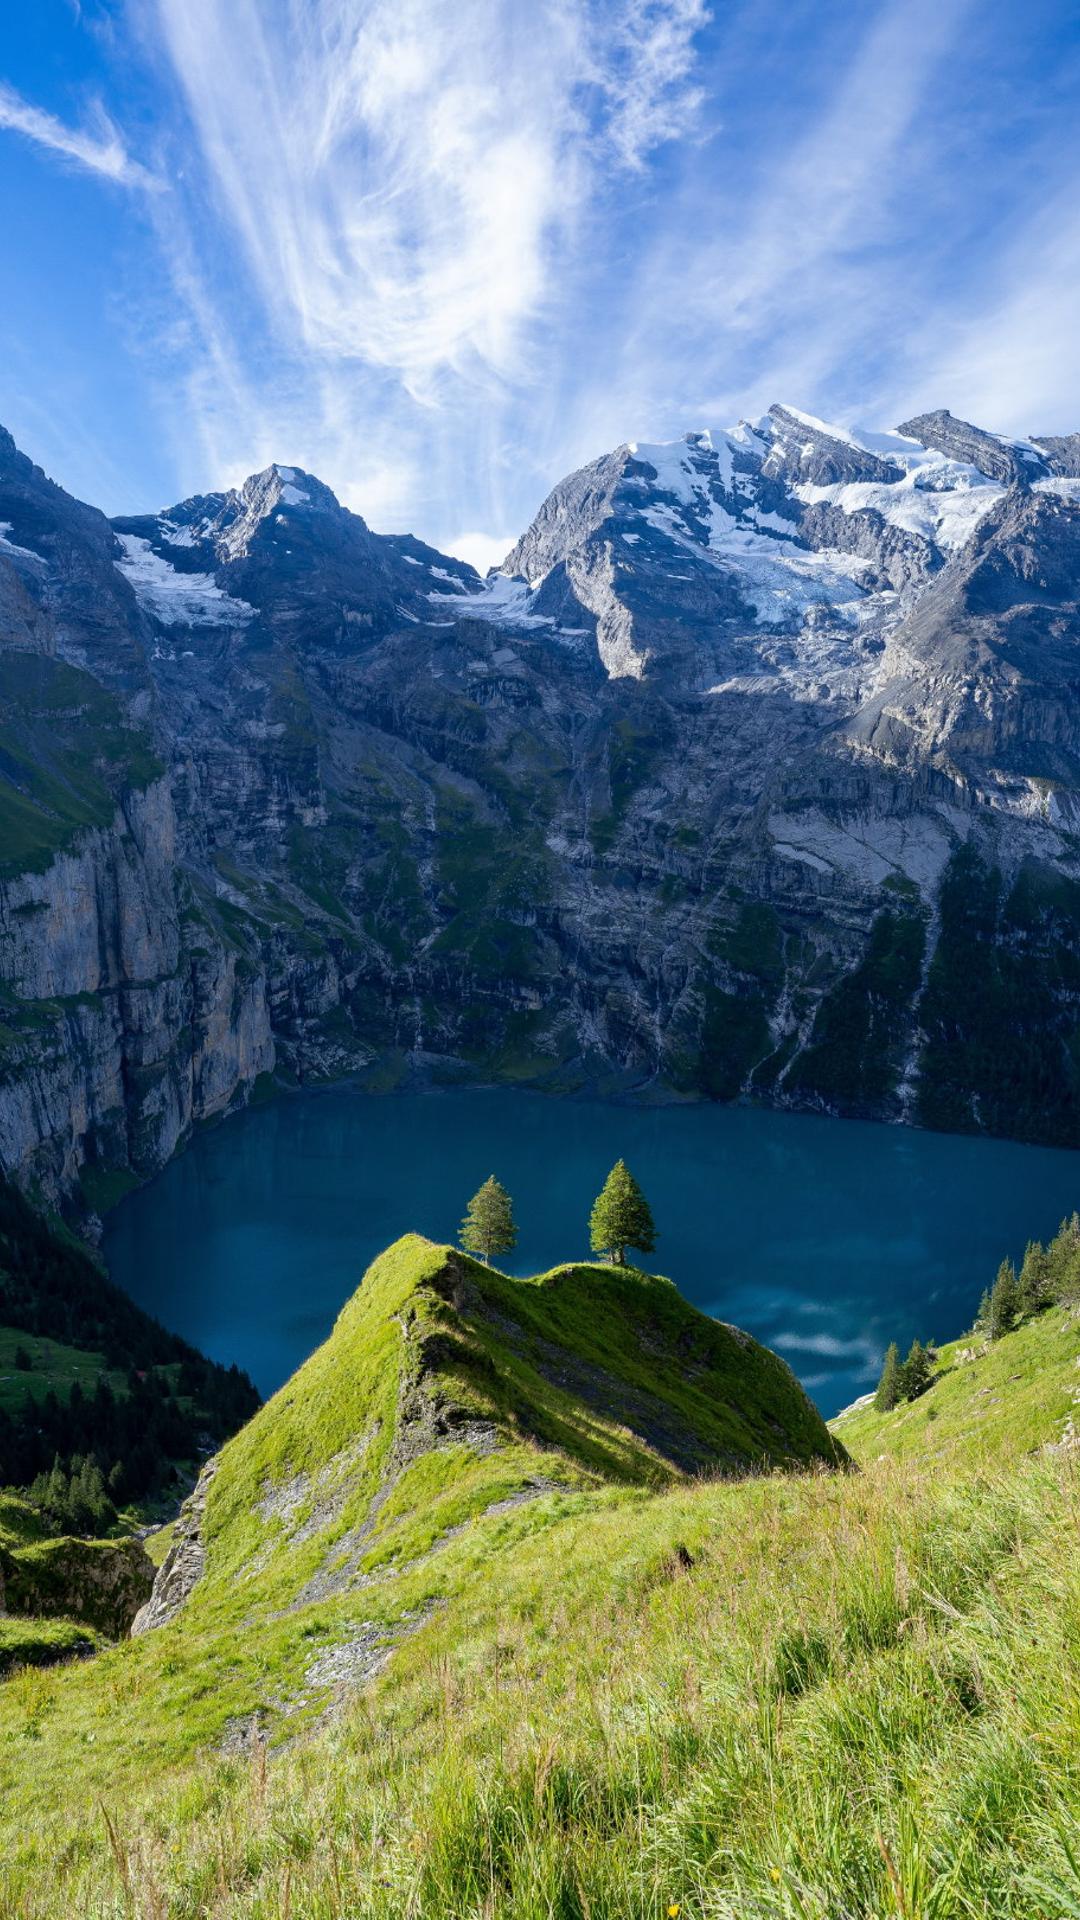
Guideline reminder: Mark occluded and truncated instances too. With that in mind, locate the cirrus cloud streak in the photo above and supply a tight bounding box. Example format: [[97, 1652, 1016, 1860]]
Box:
[[152, 0, 709, 397], [0, 80, 159, 189]]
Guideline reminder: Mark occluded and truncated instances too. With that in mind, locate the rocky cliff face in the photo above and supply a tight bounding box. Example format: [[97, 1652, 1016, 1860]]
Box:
[[0, 1533, 153, 1638], [3, 403, 1080, 1208]]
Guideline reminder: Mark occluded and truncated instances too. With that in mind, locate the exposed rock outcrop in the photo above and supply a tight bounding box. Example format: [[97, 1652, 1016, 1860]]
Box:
[[3, 400, 1080, 1202], [0, 1535, 153, 1638], [896, 409, 1049, 486], [131, 1460, 217, 1635]]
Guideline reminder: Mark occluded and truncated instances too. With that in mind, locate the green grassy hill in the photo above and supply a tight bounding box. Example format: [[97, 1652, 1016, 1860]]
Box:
[[0, 1236, 837, 1888], [833, 1302, 1080, 1468], [1, 1235, 1079, 1917], [0, 1493, 146, 1671]]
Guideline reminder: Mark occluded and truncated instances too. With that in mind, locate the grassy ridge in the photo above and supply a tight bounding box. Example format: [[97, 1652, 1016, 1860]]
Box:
[[199, 1234, 840, 1614], [0, 1234, 838, 1890], [0, 1239, 1077, 1915], [1, 1454, 1077, 1914], [833, 1302, 1080, 1467]]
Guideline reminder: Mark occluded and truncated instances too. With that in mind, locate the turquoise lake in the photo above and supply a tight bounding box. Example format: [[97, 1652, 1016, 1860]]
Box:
[[103, 1088, 1080, 1417]]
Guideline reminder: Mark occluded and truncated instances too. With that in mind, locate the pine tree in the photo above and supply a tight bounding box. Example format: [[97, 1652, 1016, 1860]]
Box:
[[899, 1338, 933, 1400], [874, 1341, 902, 1411], [459, 1176, 517, 1266], [987, 1258, 1019, 1340], [588, 1160, 656, 1266], [1018, 1239, 1054, 1316], [1048, 1214, 1080, 1305]]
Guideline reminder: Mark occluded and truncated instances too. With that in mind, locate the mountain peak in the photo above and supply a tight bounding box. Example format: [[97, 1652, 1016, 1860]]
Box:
[[896, 408, 1052, 485], [763, 404, 903, 485], [213, 462, 347, 555], [156, 461, 357, 569], [242, 463, 342, 516]]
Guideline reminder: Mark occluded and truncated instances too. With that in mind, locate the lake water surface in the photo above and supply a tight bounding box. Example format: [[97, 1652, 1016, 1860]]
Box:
[[104, 1088, 1080, 1417]]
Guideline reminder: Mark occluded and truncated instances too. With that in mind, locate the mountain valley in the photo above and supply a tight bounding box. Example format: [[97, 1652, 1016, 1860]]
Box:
[[4, 403, 1080, 1225]]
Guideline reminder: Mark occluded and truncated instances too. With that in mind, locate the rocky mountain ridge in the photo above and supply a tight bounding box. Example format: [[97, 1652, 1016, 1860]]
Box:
[[2, 402, 1080, 1210], [105, 1233, 844, 1670]]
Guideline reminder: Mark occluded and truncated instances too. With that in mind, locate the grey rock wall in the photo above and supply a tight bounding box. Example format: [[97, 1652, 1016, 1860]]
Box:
[[4, 398, 1080, 1207]]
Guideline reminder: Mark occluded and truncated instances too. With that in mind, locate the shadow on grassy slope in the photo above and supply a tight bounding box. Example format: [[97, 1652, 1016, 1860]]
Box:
[[4, 1238, 1078, 1916]]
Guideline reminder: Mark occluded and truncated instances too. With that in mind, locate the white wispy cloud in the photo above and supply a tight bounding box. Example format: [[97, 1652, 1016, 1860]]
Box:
[[153, 0, 707, 395], [6, 0, 1079, 554], [0, 80, 158, 189], [707, 0, 973, 331], [442, 529, 517, 574], [126, 0, 708, 535], [773, 1328, 881, 1385], [593, 0, 710, 170], [902, 182, 1080, 435], [77, 0, 1078, 556], [495, 0, 983, 521], [773, 1332, 878, 1360]]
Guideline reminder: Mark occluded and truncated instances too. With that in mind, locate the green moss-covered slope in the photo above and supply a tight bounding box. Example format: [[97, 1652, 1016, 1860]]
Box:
[[0, 1492, 151, 1651], [0, 1534, 151, 1637], [195, 1232, 843, 1627], [832, 1301, 1080, 1469], [0, 1615, 101, 1676], [0, 651, 162, 878], [0, 1235, 839, 1855], [0, 1491, 47, 1548], [5, 1238, 1080, 1918]]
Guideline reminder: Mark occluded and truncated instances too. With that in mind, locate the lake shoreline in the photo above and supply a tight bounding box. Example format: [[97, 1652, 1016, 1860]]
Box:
[[104, 1084, 1080, 1421]]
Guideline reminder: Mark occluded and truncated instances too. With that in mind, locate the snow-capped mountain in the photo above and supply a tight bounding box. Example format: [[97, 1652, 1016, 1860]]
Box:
[[486, 403, 1079, 682], [3, 401, 1080, 1209]]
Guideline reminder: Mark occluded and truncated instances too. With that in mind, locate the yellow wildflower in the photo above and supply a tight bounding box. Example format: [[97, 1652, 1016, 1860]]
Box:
[[668, 1906, 681, 1917]]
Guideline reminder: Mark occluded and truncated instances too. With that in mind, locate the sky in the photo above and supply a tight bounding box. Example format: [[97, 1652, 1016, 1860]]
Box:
[[1, 1, 1079, 569]]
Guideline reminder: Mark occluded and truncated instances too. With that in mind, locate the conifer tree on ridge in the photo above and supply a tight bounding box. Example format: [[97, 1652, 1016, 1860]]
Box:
[[874, 1341, 902, 1411], [459, 1176, 517, 1267], [898, 1337, 933, 1400], [589, 1160, 656, 1266], [1018, 1239, 1053, 1316], [986, 1258, 1019, 1340]]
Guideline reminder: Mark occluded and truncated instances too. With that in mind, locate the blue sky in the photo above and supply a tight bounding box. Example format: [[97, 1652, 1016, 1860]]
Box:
[[1, 0, 1079, 567]]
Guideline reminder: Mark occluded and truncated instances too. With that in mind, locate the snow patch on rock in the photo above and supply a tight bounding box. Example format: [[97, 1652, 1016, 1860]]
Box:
[[114, 534, 255, 627], [0, 522, 46, 565], [430, 571, 554, 630], [796, 461, 1003, 552]]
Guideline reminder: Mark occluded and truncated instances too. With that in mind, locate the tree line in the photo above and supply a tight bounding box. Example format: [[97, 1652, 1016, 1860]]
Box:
[[23, 1453, 118, 1537], [459, 1160, 656, 1268], [0, 1359, 256, 1533], [874, 1212, 1080, 1412], [0, 1175, 259, 1531]]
